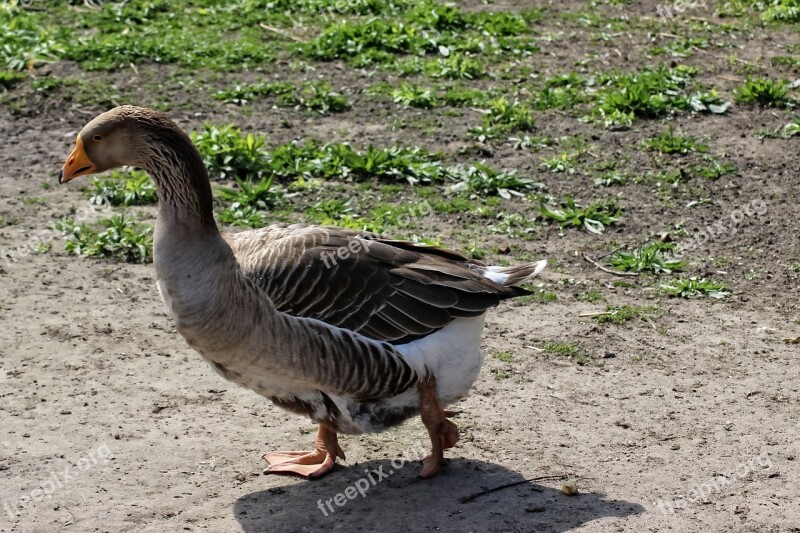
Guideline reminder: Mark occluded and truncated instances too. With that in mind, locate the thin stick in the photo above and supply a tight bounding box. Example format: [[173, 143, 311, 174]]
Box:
[[593, 246, 625, 261], [460, 474, 568, 503], [582, 253, 639, 277], [259, 23, 305, 43]]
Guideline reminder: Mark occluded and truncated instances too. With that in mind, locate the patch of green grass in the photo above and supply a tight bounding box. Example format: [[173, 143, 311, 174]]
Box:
[[541, 151, 580, 173], [216, 80, 349, 113], [690, 157, 739, 179], [493, 350, 514, 362], [191, 124, 268, 181], [488, 212, 537, 239], [302, 3, 538, 67], [757, 0, 800, 22], [593, 65, 698, 120], [441, 85, 491, 107], [0, 10, 64, 71], [594, 172, 629, 187], [424, 54, 486, 79], [218, 204, 268, 228], [576, 289, 606, 303], [491, 368, 512, 380], [0, 70, 24, 89], [56, 215, 153, 264], [771, 55, 800, 70], [214, 81, 293, 106], [648, 37, 708, 58], [530, 85, 585, 110], [427, 196, 476, 214], [685, 90, 731, 114], [782, 115, 800, 137], [278, 81, 350, 113], [60, 2, 275, 71], [592, 304, 659, 325], [658, 277, 731, 298], [217, 176, 282, 209], [539, 197, 622, 234], [458, 163, 536, 198], [391, 83, 437, 108], [21, 196, 46, 205], [543, 341, 589, 365], [735, 77, 793, 108], [609, 243, 686, 274], [470, 97, 535, 141], [262, 140, 457, 185], [645, 127, 709, 155], [510, 135, 554, 151], [89, 170, 157, 206]]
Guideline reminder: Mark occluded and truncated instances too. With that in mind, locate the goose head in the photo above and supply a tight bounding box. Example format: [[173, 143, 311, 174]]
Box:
[[58, 105, 161, 184], [59, 106, 216, 227]]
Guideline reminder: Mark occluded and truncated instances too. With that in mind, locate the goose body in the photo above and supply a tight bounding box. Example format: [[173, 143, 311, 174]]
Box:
[[59, 106, 547, 478]]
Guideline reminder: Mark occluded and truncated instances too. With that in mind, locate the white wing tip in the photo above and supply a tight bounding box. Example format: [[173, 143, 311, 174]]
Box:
[[519, 259, 548, 284], [484, 259, 548, 286]]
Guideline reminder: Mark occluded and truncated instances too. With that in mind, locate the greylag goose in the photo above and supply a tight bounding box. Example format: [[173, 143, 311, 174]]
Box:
[[58, 106, 547, 479]]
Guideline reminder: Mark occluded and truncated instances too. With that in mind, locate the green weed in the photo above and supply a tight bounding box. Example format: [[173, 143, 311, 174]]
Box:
[[593, 65, 699, 120], [216, 176, 282, 209], [539, 197, 622, 234], [576, 289, 606, 303], [459, 163, 536, 198], [471, 97, 535, 141], [543, 341, 589, 365], [56, 215, 153, 264], [391, 83, 437, 108], [645, 127, 709, 155], [609, 243, 685, 274], [191, 124, 268, 181], [735, 77, 793, 108], [593, 304, 659, 325], [89, 170, 157, 206], [658, 277, 731, 298]]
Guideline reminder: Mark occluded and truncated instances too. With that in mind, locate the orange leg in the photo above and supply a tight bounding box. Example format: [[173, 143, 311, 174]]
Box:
[[263, 424, 345, 479], [418, 374, 459, 479]]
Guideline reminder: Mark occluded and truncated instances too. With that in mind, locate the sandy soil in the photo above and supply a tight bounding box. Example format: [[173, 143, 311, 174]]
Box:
[[2, 1, 800, 532]]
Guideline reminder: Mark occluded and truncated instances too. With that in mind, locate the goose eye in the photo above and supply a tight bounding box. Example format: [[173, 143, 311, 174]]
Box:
[[93, 135, 103, 141]]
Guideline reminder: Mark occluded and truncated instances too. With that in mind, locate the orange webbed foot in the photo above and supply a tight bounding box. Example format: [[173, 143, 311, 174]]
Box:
[[263, 425, 344, 479]]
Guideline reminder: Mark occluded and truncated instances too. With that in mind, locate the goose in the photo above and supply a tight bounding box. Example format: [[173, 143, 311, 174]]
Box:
[[58, 106, 547, 479]]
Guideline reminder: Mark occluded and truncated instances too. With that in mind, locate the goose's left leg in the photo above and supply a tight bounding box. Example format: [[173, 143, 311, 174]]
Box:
[[263, 424, 345, 479], [418, 374, 460, 478]]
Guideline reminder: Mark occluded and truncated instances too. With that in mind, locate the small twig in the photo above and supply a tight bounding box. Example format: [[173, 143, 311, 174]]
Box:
[[259, 23, 305, 43], [460, 474, 568, 503], [582, 253, 639, 277], [593, 246, 625, 261], [578, 311, 611, 318]]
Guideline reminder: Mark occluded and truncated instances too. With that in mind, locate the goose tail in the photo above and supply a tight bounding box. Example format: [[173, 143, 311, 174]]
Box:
[[483, 259, 548, 287]]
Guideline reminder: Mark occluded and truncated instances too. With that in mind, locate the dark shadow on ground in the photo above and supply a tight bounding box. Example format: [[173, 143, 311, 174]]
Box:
[[234, 459, 644, 533]]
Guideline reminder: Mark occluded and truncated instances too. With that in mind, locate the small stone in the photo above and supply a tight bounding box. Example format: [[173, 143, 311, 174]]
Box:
[[670, 443, 680, 450], [561, 481, 578, 496]]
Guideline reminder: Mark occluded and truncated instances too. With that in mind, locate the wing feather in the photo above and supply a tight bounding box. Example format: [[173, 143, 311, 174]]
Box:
[[225, 223, 541, 344]]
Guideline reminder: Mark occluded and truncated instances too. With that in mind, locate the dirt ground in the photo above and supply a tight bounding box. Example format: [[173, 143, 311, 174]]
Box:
[[2, 1, 800, 532]]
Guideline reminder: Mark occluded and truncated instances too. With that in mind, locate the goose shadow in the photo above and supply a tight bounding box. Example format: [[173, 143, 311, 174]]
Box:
[[234, 459, 644, 533]]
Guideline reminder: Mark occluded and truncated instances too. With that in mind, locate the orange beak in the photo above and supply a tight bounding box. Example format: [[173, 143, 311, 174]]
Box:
[[58, 137, 97, 184]]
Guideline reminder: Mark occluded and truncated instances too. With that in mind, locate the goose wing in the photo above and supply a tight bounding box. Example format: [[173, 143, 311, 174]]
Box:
[[225, 223, 543, 345]]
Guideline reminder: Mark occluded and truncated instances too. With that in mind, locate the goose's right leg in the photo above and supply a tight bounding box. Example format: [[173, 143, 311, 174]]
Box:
[[418, 374, 460, 479]]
